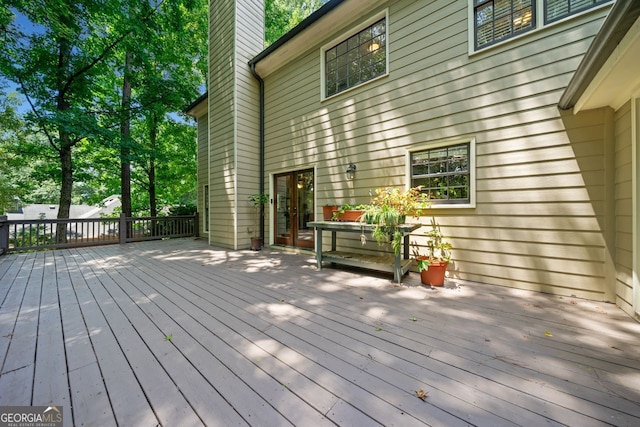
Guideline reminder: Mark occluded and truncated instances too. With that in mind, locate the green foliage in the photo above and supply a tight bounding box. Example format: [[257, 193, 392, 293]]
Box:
[[168, 204, 196, 216], [265, 0, 328, 46], [361, 187, 430, 255], [0, 0, 207, 215], [414, 218, 452, 271], [249, 193, 269, 237]]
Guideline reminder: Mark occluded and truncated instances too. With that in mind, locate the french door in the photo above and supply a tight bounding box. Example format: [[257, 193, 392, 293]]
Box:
[[274, 169, 314, 249]]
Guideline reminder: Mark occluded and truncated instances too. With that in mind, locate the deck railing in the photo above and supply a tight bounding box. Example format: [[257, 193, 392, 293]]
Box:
[[0, 213, 198, 254]]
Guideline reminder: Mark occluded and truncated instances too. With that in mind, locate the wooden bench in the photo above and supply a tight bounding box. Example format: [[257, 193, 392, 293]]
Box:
[[307, 221, 420, 283]]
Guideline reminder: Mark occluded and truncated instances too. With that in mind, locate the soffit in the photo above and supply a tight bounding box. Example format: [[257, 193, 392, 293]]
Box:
[[574, 16, 640, 112], [254, 0, 388, 77]]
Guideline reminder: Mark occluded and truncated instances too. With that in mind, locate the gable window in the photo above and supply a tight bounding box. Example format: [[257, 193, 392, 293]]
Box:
[[410, 140, 475, 206], [324, 17, 387, 98], [545, 0, 609, 24], [474, 0, 534, 49]]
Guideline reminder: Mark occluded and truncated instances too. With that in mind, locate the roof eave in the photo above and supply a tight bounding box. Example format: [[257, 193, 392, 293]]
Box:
[[184, 92, 208, 117], [558, 0, 640, 110]]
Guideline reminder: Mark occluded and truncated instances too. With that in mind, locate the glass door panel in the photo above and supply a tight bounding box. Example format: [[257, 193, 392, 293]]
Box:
[[295, 170, 314, 248], [273, 170, 314, 249], [274, 174, 292, 246]]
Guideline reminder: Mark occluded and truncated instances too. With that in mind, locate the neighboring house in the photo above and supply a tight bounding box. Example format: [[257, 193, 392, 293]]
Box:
[[187, 0, 640, 320], [7, 195, 122, 240], [7, 195, 121, 221]]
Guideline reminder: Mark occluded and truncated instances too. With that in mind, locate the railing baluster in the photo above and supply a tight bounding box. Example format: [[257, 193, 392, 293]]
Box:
[[1, 214, 197, 253]]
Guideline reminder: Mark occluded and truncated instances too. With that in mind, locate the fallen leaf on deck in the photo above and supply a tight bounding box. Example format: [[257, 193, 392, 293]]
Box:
[[415, 388, 428, 401], [544, 331, 552, 337]]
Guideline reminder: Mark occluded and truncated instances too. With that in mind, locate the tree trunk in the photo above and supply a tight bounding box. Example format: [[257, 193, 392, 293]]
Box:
[[120, 50, 133, 224], [55, 33, 73, 243], [56, 138, 73, 243]]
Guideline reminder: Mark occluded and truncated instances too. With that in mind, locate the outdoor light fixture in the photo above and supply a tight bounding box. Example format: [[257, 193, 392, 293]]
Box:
[[367, 41, 380, 52], [346, 163, 356, 179]]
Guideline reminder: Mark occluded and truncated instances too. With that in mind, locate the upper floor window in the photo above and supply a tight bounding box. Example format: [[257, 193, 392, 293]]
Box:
[[472, 0, 613, 51], [545, 0, 609, 24], [410, 140, 475, 206], [324, 17, 387, 98], [474, 0, 535, 49]]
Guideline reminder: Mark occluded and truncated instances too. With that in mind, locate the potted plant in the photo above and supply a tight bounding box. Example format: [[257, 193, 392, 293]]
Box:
[[323, 204, 338, 221], [414, 217, 452, 286], [248, 193, 269, 250], [332, 204, 367, 222], [362, 186, 430, 255]]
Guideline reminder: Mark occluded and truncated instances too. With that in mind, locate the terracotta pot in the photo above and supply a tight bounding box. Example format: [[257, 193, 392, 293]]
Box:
[[419, 259, 448, 286], [334, 210, 365, 222], [250, 237, 263, 251], [323, 205, 338, 221]]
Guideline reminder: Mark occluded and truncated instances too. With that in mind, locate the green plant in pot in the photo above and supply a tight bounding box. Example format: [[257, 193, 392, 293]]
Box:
[[362, 186, 430, 255], [332, 204, 367, 221], [248, 193, 269, 251], [414, 217, 452, 286]]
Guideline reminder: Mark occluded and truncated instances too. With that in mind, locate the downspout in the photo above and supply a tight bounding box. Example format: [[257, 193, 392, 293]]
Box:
[[249, 62, 265, 243]]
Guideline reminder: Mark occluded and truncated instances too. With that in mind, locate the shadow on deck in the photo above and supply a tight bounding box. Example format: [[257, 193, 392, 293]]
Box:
[[1, 238, 639, 426]]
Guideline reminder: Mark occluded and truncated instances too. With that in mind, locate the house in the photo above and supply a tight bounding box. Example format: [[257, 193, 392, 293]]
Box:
[[6, 195, 121, 221], [186, 0, 640, 320]]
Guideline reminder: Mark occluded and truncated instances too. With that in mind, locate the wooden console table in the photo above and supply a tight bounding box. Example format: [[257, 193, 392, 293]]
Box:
[[307, 221, 420, 283]]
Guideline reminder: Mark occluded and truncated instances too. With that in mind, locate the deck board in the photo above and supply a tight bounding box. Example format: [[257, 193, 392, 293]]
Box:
[[32, 252, 72, 424], [0, 238, 639, 426], [0, 252, 40, 406]]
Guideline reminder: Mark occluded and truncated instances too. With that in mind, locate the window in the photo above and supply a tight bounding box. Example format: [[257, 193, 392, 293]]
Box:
[[545, 0, 609, 24], [410, 141, 474, 206], [471, 0, 613, 52], [474, 0, 534, 49], [324, 17, 387, 98]]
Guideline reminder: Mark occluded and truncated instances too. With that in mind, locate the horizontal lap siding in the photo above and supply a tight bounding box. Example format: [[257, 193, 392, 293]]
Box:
[[210, 0, 236, 248], [263, 0, 611, 299], [614, 100, 633, 315]]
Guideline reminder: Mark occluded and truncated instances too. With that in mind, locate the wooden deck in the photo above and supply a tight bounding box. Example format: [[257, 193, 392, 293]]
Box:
[[1, 238, 639, 426]]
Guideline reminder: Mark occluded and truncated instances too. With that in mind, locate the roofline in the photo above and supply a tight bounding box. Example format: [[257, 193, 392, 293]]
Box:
[[558, 0, 640, 110], [184, 91, 208, 116], [248, 0, 346, 67]]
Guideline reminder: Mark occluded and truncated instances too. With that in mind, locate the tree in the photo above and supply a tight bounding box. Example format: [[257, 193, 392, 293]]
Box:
[[0, 0, 152, 239], [265, 0, 328, 46], [0, 90, 24, 213], [1, 0, 206, 220]]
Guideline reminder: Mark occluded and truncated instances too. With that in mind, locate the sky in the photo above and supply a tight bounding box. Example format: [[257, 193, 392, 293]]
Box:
[[1, 8, 43, 114]]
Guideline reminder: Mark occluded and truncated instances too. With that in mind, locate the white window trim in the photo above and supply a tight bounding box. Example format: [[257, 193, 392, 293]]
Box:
[[406, 137, 477, 209], [467, 0, 614, 56], [320, 8, 389, 101]]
